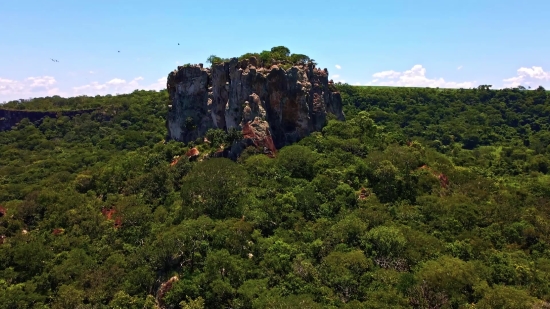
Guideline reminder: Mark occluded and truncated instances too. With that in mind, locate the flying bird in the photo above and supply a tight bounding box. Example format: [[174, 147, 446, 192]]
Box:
[[118, 51, 120, 53], [178, 43, 180, 45]]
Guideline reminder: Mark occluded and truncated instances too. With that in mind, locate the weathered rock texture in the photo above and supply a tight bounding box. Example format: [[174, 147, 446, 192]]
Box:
[[0, 109, 96, 131], [166, 57, 344, 158]]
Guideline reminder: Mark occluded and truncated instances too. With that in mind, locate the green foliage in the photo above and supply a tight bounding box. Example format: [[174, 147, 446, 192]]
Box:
[[206, 55, 228, 65], [1, 84, 550, 308], [364, 225, 407, 259], [276, 145, 319, 180], [180, 296, 205, 309], [180, 158, 248, 220], [207, 46, 315, 69]]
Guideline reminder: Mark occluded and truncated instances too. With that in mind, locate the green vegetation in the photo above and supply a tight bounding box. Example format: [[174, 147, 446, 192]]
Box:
[[1, 83, 550, 308], [206, 46, 313, 68]]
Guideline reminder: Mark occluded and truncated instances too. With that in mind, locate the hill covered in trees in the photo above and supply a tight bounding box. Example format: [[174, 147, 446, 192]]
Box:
[[1, 81, 550, 308]]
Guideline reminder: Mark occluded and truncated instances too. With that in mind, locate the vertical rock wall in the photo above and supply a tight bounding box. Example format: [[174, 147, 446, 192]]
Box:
[[166, 57, 344, 158]]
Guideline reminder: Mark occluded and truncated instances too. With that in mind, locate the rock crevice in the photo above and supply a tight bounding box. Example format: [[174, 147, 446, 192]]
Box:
[[166, 57, 344, 158]]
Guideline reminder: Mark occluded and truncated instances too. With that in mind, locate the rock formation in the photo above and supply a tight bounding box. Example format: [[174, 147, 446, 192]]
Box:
[[166, 57, 344, 159], [0, 109, 96, 131]]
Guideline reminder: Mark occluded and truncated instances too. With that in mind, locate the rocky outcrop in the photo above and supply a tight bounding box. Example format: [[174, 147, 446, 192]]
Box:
[[166, 57, 344, 158], [157, 276, 179, 308], [0, 109, 96, 131]]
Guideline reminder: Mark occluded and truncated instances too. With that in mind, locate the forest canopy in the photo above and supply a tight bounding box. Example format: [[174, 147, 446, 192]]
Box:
[[1, 84, 550, 308]]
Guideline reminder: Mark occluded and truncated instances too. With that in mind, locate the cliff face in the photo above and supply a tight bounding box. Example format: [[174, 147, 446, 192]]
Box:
[[166, 57, 345, 158], [0, 109, 96, 131]]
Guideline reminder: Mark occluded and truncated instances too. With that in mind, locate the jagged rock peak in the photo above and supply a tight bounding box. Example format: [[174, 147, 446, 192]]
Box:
[[166, 51, 345, 159]]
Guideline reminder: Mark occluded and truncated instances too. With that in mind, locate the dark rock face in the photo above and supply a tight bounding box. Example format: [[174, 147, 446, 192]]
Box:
[[166, 57, 344, 158], [0, 109, 96, 131]]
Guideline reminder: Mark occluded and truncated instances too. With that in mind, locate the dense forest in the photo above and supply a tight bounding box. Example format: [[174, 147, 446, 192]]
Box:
[[1, 82, 550, 308]]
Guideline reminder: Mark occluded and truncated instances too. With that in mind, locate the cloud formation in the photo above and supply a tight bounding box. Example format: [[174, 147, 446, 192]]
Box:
[[330, 73, 346, 84], [0, 76, 61, 101], [335, 64, 341, 69], [366, 65, 475, 88], [0, 76, 166, 102], [457, 65, 463, 70], [503, 66, 550, 88]]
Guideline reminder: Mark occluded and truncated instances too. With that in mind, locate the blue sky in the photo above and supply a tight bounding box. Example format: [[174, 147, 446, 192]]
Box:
[[1, 0, 550, 101]]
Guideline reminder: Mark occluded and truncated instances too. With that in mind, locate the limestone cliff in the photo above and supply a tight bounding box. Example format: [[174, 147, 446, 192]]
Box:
[[166, 57, 344, 158]]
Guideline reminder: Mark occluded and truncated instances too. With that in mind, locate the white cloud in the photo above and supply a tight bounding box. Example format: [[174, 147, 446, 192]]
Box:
[[373, 70, 401, 79], [330, 73, 346, 84], [0, 76, 61, 101], [354, 82, 361, 86], [368, 65, 475, 88], [0, 75, 166, 102], [503, 66, 550, 88], [89, 71, 96, 74], [106, 78, 127, 85], [457, 65, 463, 70], [72, 76, 164, 96], [335, 64, 341, 69]]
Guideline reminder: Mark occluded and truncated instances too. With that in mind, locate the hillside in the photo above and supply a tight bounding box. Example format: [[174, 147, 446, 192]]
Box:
[[1, 83, 550, 308]]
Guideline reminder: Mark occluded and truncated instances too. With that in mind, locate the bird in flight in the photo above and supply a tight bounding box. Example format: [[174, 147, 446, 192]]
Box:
[[51, 59, 59, 62], [118, 51, 120, 53], [178, 43, 180, 45]]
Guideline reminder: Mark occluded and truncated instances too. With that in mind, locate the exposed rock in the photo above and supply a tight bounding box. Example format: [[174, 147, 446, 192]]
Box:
[[211, 145, 229, 158], [157, 275, 179, 308], [230, 117, 277, 159], [101, 207, 122, 229], [358, 187, 370, 200], [101, 207, 116, 220], [439, 174, 449, 189], [185, 147, 200, 161], [170, 156, 180, 166], [0, 206, 6, 217], [418, 165, 450, 189], [52, 228, 65, 236], [166, 58, 344, 158], [0, 108, 96, 131]]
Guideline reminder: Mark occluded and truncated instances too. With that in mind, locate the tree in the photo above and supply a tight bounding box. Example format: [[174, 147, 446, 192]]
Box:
[[51, 285, 85, 309], [179, 296, 205, 309], [319, 250, 371, 302], [474, 284, 540, 309], [363, 225, 407, 259], [206, 55, 223, 65], [289, 53, 311, 64], [412, 256, 479, 306], [270, 46, 291, 58], [205, 128, 228, 148], [180, 158, 249, 220], [276, 145, 319, 180]]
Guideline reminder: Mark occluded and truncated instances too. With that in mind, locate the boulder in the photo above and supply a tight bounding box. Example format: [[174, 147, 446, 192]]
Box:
[[185, 147, 200, 161]]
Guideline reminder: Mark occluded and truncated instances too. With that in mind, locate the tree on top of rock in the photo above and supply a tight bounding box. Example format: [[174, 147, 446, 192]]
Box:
[[270, 46, 291, 58]]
